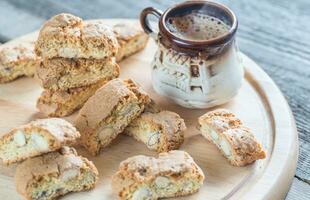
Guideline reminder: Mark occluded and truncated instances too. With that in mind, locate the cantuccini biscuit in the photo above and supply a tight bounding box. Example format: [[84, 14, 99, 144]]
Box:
[[112, 150, 205, 200], [36, 57, 119, 91], [124, 110, 186, 153], [0, 118, 80, 165], [0, 43, 40, 83], [15, 146, 98, 200], [113, 22, 149, 62], [37, 79, 111, 117], [35, 13, 118, 59], [198, 109, 266, 166], [75, 78, 150, 155]]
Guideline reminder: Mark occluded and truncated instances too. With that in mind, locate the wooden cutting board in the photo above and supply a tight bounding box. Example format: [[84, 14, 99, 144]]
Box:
[[0, 19, 298, 200]]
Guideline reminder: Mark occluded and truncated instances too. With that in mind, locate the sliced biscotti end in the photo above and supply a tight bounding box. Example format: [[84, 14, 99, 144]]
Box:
[[0, 118, 80, 165], [113, 22, 149, 61], [112, 150, 204, 200], [75, 78, 149, 155], [37, 79, 110, 117], [15, 146, 98, 200], [35, 13, 118, 59], [198, 109, 266, 166], [124, 78, 151, 106], [0, 43, 41, 83], [124, 110, 186, 153]]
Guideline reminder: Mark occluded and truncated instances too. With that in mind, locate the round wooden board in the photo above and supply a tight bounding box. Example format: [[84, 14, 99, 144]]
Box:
[[0, 19, 298, 200]]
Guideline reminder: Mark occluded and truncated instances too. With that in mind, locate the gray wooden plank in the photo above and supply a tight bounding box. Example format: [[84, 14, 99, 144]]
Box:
[[286, 177, 310, 200]]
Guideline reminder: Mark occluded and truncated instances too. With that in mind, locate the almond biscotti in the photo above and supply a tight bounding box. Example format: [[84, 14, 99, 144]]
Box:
[[112, 150, 205, 200], [15, 146, 98, 200], [75, 78, 150, 155], [35, 13, 118, 59], [198, 109, 266, 166], [0, 43, 40, 83], [0, 118, 80, 165], [124, 110, 186, 153], [37, 79, 111, 117], [113, 22, 149, 62], [36, 57, 119, 91]]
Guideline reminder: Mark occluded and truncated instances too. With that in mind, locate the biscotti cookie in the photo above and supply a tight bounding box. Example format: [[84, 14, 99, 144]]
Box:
[[113, 22, 149, 61], [15, 146, 98, 200], [112, 150, 205, 200], [0, 118, 80, 165], [124, 110, 186, 153], [36, 57, 119, 90], [35, 13, 118, 59], [75, 78, 150, 155], [198, 109, 266, 166], [0, 43, 40, 83], [37, 79, 111, 117]]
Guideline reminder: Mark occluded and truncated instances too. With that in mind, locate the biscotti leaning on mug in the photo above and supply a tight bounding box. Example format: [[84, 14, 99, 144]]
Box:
[[198, 109, 266, 166]]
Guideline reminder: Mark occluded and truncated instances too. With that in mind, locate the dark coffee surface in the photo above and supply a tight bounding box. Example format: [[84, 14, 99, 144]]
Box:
[[167, 12, 230, 41]]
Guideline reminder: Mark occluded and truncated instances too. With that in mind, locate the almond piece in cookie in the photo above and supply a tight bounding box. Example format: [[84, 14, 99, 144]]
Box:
[[15, 146, 98, 200], [198, 109, 266, 166], [0, 43, 40, 83], [113, 22, 149, 62], [124, 110, 186, 153], [112, 150, 205, 200], [36, 57, 119, 91], [37, 79, 111, 117], [75, 78, 150, 155], [0, 118, 80, 165], [35, 13, 118, 59]]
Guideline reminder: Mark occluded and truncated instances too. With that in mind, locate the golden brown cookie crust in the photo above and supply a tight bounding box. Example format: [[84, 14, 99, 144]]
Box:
[[113, 22, 149, 61], [0, 43, 40, 83], [198, 109, 266, 166], [112, 150, 205, 200], [75, 78, 150, 155], [15, 146, 98, 200], [35, 13, 118, 59], [0, 118, 80, 164]]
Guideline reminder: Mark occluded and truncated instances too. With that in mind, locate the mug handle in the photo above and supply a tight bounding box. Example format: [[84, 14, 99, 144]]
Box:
[[140, 7, 163, 40]]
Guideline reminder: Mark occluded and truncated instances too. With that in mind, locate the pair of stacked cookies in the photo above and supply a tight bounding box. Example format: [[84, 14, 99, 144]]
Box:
[[35, 13, 120, 117], [0, 118, 99, 200]]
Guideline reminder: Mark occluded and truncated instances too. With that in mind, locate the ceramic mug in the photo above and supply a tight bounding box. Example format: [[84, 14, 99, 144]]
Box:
[[140, 0, 244, 108]]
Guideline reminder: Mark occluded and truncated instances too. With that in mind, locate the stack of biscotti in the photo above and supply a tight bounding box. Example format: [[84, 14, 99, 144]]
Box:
[[35, 13, 120, 117]]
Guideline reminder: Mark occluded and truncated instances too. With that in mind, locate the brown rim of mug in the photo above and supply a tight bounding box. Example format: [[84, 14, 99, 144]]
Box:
[[140, 0, 238, 49]]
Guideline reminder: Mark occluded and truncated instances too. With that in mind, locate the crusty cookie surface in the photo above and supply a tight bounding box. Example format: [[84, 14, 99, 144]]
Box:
[[37, 79, 111, 117], [36, 57, 119, 91], [75, 78, 150, 155], [0, 118, 80, 164], [35, 13, 118, 59], [124, 110, 186, 153], [112, 150, 205, 200], [113, 22, 149, 61], [15, 146, 98, 200], [0, 43, 40, 83], [198, 109, 266, 166]]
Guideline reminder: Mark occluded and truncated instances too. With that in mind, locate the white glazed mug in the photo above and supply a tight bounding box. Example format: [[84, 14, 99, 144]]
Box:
[[140, 0, 244, 108]]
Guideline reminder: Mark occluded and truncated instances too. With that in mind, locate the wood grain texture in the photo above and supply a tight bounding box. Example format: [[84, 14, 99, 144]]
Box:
[[0, 0, 308, 199], [0, 20, 298, 199]]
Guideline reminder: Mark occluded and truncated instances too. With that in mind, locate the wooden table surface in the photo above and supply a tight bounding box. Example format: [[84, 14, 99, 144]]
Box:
[[0, 0, 309, 199]]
